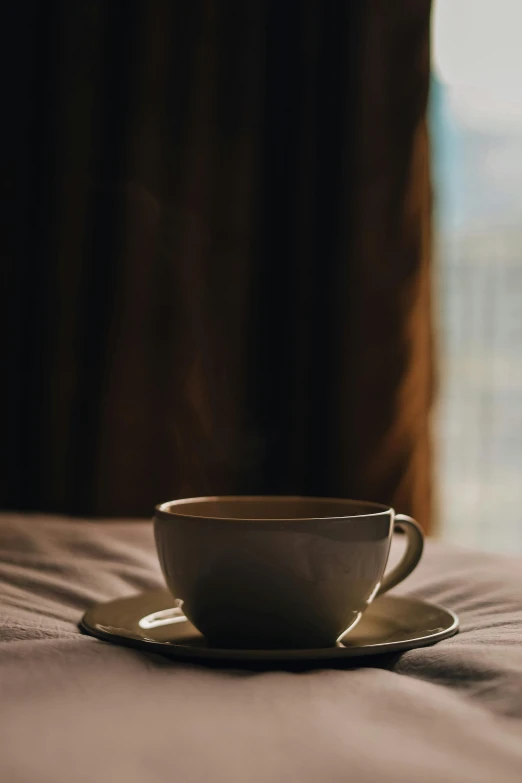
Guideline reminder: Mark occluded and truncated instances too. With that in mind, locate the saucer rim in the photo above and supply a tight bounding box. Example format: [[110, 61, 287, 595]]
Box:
[[80, 592, 459, 662]]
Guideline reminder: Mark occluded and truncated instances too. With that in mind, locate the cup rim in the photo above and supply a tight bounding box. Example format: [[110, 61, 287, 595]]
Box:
[[155, 495, 392, 522]]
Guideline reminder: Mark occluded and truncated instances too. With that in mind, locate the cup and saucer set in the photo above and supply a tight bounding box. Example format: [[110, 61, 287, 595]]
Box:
[[81, 496, 459, 663]]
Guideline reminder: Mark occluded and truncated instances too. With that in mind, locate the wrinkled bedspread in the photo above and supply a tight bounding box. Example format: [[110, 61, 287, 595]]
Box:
[[1, 513, 521, 783]]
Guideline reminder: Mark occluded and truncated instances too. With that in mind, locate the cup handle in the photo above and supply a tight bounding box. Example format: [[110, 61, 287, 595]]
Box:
[[376, 514, 424, 597]]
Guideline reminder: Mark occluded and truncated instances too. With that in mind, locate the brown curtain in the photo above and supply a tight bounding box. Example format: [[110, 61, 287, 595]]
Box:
[[3, 1, 433, 529]]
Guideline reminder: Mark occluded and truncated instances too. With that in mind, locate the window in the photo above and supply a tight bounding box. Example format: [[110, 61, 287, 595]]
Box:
[[431, 0, 522, 553]]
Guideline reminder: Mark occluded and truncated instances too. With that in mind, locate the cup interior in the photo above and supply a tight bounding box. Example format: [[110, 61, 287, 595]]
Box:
[[156, 495, 390, 521]]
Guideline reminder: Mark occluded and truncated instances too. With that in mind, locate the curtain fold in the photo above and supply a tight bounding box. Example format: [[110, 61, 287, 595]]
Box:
[[3, 1, 433, 530]]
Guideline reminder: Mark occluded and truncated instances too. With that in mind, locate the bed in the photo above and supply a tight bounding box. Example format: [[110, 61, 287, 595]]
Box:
[[1, 512, 521, 782]]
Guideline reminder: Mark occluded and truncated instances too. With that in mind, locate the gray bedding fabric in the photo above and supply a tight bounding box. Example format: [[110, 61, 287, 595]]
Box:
[[0, 514, 521, 783]]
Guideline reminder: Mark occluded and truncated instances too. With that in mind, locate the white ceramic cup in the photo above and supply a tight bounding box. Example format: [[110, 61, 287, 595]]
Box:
[[154, 496, 424, 649]]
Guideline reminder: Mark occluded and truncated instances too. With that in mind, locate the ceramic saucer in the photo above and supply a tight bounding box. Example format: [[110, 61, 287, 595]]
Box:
[[80, 590, 458, 662]]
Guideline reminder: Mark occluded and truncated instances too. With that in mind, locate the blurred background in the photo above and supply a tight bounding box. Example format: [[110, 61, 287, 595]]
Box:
[[3, 1, 521, 554], [431, 0, 522, 554]]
